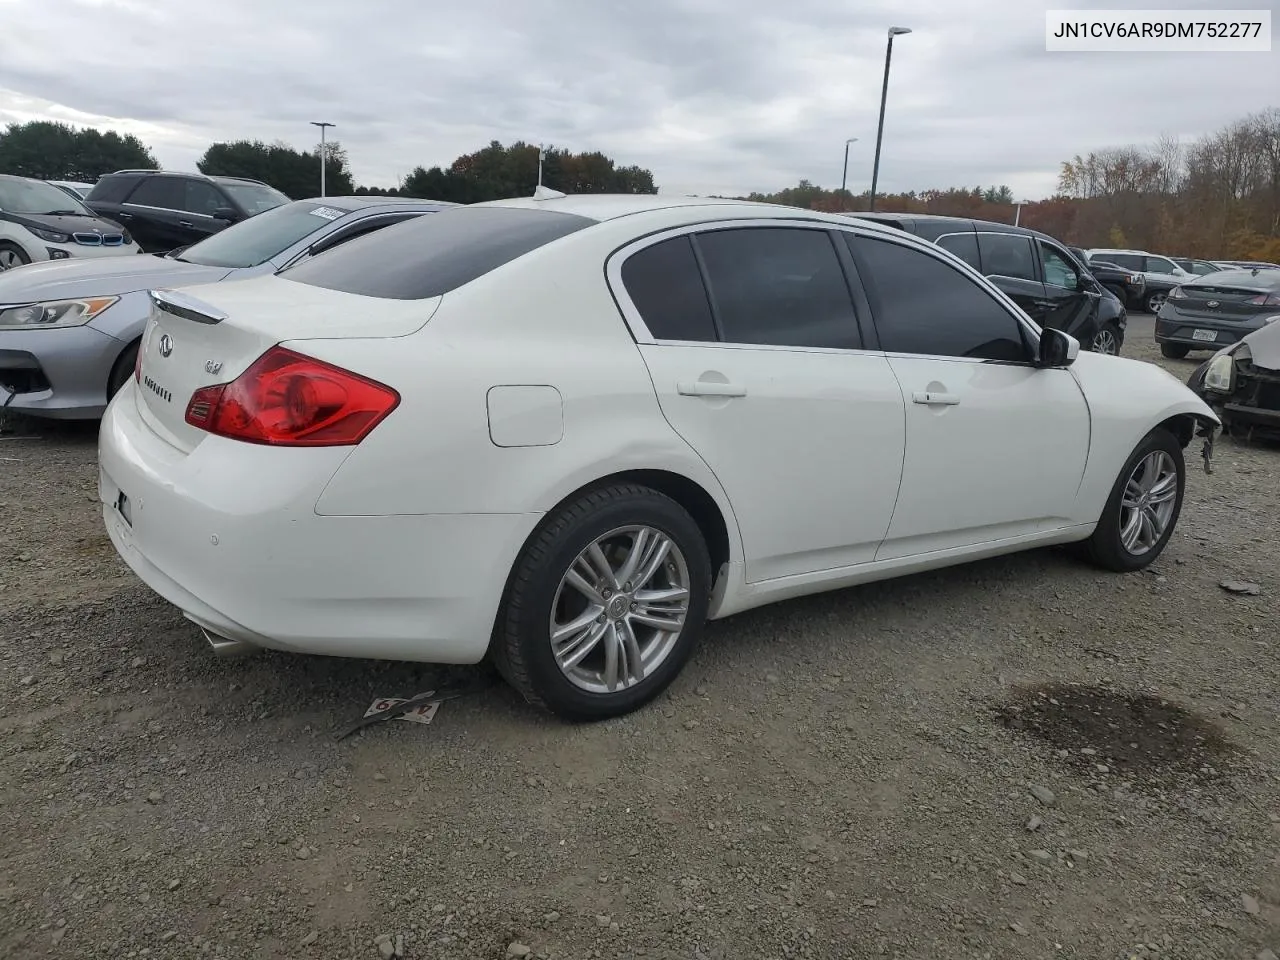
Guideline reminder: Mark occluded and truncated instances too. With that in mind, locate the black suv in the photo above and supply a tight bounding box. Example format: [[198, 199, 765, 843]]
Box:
[[85, 170, 290, 253], [848, 213, 1126, 355]]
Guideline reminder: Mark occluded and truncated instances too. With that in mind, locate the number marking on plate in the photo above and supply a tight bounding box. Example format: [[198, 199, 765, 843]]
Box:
[[1192, 329, 1217, 342]]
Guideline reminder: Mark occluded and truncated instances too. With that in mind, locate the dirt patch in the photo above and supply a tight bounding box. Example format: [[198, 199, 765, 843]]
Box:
[[992, 682, 1243, 785]]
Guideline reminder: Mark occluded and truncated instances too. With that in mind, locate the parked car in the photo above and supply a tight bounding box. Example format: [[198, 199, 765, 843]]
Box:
[[1154, 267, 1280, 359], [1215, 260, 1280, 271], [48, 180, 97, 200], [0, 175, 137, 272], [850, 213, 1119, 353], [1170, 257, 1230, 277], [85, 169, 289, 253], [1186, 319, 1280, 440], [1069, 245, 1145, 301], [98, 194, 1218, 721], [0, 196, 455, 418], [1085, 249, 1192, 313]]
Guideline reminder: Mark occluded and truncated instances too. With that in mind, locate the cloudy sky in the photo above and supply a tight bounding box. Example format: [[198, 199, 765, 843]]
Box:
[[0, 0, 1274, 199]]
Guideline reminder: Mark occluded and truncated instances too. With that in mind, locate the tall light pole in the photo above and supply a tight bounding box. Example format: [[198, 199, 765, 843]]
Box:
[[868, 26, 911, 212], [841, 137, 859, 205], [310, 121, 335, 197]]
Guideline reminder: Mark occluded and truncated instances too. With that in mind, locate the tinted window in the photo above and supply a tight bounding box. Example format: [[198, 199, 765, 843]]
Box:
[[282, 206, 595, 300], [695, 227, 860, 349], [849, 235, 1028, 362], [1038, 241, 1079, 290], [86, 175, 140, 204], [977, 233, 1037, 281], [219, 180, 290, 214], [620, 236, 716, 342], [1146, 257, 1178, 274], [183, 180, 227, 216], [127, 177, 184, 210], [1099, 252, 1143, 270], [936, 233, 981, 269]]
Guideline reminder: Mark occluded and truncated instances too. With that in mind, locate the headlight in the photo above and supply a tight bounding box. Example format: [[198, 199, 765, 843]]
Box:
[[1203, 353, 1235, 393], [28, 226, 72, 244], [0, 296, 119, 329], [1168, 285, 1186, 300]]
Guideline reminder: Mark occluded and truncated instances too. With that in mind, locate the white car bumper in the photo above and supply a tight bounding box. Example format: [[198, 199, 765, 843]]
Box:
[[98, 383, 538, 664]]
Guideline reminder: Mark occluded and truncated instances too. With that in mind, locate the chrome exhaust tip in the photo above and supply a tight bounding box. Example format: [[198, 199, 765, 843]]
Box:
[[201, 628, 259, 658]]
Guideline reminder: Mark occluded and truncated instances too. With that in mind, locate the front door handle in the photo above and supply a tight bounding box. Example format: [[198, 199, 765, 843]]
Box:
[[911, 391, 960, 406], [677, 380, 747, 398], [116, 212, 133, 220], [178, 220, 193, 228]]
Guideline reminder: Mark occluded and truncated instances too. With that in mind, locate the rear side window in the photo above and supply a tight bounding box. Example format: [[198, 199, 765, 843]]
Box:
[[620, 236, 717, 342], [977, 233, 1037, 282], [1100, 253, 1142, 270], [86, 175, 140, 204], [128, 177, 185, 210], [283, 206, 595, 300], [936, 233, 981, 270], [695, 227, 861, 350]]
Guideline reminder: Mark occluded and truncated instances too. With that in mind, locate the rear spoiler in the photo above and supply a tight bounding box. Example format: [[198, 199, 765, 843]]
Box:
[[149, 288, 227, 325]]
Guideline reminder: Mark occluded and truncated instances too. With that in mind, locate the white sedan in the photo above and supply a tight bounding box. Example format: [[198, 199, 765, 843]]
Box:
[[98, 194, 1219, 720]]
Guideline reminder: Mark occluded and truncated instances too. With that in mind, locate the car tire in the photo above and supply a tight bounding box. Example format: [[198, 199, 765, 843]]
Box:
[[1145, 291, 1167, 314], [490, 483, 712, 722], [1085, 427, 1185, 573], [107, 340, 140, 399], [1160, 342, 1190, 360], [0, 242, 31, 272], [1091, 321, 1122, 355]]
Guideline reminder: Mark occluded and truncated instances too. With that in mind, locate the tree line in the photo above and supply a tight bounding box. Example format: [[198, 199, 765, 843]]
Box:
[[2, 111, 1277, 260]]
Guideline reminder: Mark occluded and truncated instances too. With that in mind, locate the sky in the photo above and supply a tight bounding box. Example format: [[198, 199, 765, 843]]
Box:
[[0, 0, 1274, 200]]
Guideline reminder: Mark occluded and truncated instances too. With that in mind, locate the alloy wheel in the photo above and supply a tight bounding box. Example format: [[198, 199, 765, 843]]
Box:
[[1146, 292, 1166, 314], [1118, 450, 1179, 556], [1092, 327, 1119, 355], [549, 525, 691, 694], [0, 249, 26, 271]]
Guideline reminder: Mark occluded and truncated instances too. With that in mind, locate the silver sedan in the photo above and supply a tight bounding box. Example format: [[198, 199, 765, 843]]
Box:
[[0, 196, 455, 419]]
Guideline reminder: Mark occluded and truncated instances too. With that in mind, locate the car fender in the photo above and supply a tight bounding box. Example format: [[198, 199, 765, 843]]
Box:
[[1069, 352, 1219, 522]]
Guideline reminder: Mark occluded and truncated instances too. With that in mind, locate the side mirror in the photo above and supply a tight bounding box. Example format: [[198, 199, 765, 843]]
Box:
[[212, 207, 240, 222], [1038, 328, 1080, 368]]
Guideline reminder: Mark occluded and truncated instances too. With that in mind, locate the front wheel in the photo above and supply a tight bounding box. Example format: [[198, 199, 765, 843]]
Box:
[[1160, 342, 1190, 360], [1086, 428, 1185, 572], [1092, 322, 1122, 355], [0, 243, 31, 272], [490, 484, 712, 721]]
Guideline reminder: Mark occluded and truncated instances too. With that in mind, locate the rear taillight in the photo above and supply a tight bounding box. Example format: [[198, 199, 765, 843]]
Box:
[[184, 346, 400, 447], [1246, 293, 1280, 306]]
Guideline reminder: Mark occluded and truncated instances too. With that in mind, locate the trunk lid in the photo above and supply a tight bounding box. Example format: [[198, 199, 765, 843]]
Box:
[[133, 274, 439, 452], [1172, 273, 1280, 322]]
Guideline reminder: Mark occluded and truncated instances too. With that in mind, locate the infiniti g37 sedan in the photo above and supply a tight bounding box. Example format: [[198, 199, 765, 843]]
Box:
[[99, 195, 1219, 721]]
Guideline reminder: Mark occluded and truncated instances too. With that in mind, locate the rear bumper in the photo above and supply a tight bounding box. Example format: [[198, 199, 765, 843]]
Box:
[[1153, 316, 1260, 349], [98, 385, 539, 664], [0, 324, 127, 418]]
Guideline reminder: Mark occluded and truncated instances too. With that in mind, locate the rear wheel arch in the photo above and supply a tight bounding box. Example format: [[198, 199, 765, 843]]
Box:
[[107, 337, 142, 399]]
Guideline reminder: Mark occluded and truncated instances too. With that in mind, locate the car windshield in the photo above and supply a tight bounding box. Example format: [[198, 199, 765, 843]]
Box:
[[0, 176, 92, 215], [217, 181, 290, 215], [177, 201, 351, 269]]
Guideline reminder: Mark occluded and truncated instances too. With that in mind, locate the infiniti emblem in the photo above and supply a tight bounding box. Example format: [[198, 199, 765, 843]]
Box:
[[158, 333, 173, 357]]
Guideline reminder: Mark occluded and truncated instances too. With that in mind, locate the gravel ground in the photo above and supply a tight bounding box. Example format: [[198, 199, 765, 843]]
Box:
[[1, 316, 1277, 960]]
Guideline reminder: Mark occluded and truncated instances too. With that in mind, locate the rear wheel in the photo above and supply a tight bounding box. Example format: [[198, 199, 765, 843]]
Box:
[[1091, 322, 1121, 355], [1086, 428, 1185, 573], [1160, 342, 1190, 360], [107, 340, 140, 399], [490, 483, 712, 721], [0, 243, 31, 272], [1145, 291, 1168, 314]]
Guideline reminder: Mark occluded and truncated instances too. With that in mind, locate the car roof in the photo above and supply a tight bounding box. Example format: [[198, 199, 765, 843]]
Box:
[[845, 211, 1068, 246], [479, 193, 785, 222], [292, 195, 459, 211]]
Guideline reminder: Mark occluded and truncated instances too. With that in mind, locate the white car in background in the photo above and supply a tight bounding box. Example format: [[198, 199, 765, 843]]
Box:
[[0, 175, 137, 271], [99, 194, 1219, 721]]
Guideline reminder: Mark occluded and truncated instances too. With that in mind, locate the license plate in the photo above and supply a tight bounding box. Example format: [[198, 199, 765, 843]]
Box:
[[1192, 328, 1217, 342], [115, 490, 132, 527]]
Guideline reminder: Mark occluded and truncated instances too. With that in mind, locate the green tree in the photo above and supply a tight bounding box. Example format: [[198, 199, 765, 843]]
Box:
[[0, 120, 157, 180], [197, 139, 354, 199]]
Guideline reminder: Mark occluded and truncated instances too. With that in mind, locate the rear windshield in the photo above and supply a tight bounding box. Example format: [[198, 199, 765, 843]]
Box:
[[281, 206, 597, 300], [178, 201, 356, 269]]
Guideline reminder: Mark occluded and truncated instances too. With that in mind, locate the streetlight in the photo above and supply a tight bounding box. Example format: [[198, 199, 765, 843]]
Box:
[[868, 26, 911, 213], [1014, 200, 1030, 226], [841, 137, 859, 203], [310, 121, 335, 197]]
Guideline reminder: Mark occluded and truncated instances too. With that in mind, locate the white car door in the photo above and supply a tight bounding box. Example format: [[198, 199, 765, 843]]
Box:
[[608, 223, 907, 583], [840, 230, 1092, 561]]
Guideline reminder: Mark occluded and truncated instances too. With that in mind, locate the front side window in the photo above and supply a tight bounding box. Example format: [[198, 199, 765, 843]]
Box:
[[620, 235, 717, 342], [694, 227, 861, 350], [183, 181, 227, 216], [977, 233, 1037, 282], [1146, 257, 1179, 274], [849, 234, 1029, 362], [1039, 241, 1079, 290], [936, 233, 981, 270]]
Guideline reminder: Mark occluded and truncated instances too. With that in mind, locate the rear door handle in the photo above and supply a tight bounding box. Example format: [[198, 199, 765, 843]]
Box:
[[178, 220, 193, 228], [912, 391, 960, 406], [677, 380, 747, 398]]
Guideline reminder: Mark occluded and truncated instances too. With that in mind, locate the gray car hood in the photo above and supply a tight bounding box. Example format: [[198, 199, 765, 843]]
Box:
[[0, 254, 235, 304], [1240, 318, 1280, 370]]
